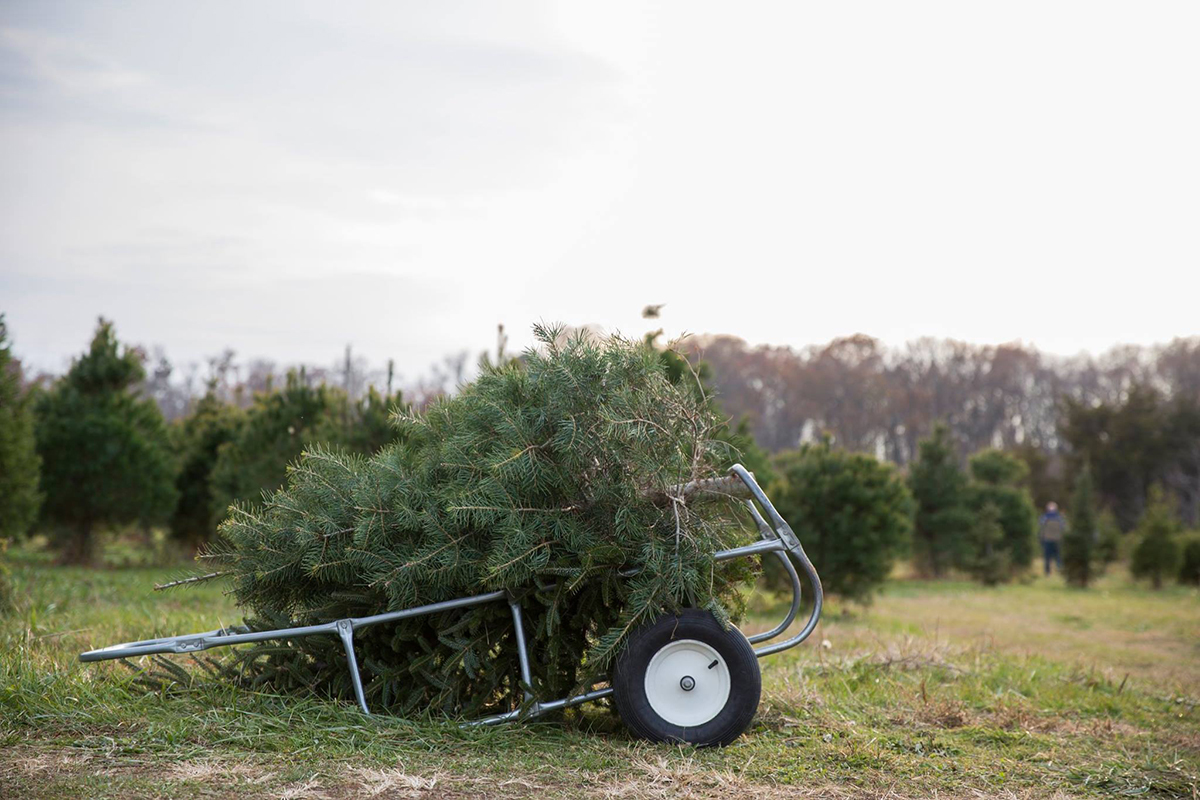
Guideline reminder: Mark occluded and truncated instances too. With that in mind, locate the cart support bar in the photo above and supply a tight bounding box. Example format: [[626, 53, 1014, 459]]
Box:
[[337, 619, 369, 716], [509, 597, 536, 707]]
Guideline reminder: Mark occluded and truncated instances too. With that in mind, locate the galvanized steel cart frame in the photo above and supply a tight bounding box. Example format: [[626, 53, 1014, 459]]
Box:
[[80, 464, 823, 725]]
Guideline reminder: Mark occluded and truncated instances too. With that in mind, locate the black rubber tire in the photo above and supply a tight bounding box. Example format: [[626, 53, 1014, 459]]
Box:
[[612, 609, 761, 747]]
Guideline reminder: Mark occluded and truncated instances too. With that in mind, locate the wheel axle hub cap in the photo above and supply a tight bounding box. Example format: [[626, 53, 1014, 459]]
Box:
[[644, 639, 730, 727]]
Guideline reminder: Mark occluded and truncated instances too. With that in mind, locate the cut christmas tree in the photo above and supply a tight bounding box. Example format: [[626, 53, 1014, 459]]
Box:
[[199, 326, 754, 718]]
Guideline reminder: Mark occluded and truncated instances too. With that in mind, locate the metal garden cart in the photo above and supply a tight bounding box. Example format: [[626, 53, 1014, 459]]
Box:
[[81, 464, 823, 746]]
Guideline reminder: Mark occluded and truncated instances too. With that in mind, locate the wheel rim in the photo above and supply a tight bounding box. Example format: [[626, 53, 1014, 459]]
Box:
[[643, 638, 730, 727]]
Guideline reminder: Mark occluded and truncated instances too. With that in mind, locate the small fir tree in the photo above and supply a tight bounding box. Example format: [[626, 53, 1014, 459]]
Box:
[[1063, 465, 1099, 587], [1130, 487, 1182, 589], [169, 387, 244, 549], [0, 315, 42, 543], [966, 503, 1009, 586], [965, 449, 1037, 580], [907, 424, 973, 577], [35, 319, 177, 564], [771, 441, 913, 601]]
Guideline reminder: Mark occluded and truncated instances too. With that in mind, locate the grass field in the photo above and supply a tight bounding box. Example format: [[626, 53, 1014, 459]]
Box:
[[2, 549, 1197, 799]]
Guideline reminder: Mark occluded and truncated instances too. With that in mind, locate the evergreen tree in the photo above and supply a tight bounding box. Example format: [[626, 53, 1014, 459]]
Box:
[[208, 369, 342, 522], [35, 319, 177, 564], [907, 424, 972, 577], [1130, 486, 1182, 589], [169, 387, 244, 549], [201, 328, 751, 717], [1061, 386, 1179, 529], [1063, 465, 1098, 587], [0, 315, 42, 543], [771, 441, 913, 601], [965, 503, 1009, 586], [965, 449, 1037, 580]]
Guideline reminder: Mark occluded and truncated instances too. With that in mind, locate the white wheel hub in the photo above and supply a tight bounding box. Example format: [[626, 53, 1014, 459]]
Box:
[[644, 639, 730, 727]]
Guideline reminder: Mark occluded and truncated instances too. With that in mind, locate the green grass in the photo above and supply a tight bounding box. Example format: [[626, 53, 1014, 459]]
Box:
[[2, 549, 1197, 799]]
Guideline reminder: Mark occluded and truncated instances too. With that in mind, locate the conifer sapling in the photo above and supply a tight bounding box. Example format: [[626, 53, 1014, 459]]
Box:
[[1063, 466, 1098, 587], [1130, 487, 1182, 589]]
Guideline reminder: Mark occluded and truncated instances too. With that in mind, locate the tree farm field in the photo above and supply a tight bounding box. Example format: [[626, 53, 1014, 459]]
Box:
[[1, 552, 1197, 799]]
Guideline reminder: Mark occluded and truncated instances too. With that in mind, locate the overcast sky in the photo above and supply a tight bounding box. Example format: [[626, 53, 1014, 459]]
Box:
[[2, 1, 1197, 381]]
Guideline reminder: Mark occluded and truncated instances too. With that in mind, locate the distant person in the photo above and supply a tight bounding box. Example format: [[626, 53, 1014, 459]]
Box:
[[1038, 501, 1067, 575]]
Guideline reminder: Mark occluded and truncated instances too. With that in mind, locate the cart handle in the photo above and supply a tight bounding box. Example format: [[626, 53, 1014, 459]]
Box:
[[721, 464, 823, 657]]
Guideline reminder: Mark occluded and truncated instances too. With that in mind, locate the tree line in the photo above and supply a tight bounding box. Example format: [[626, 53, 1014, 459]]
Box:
[[688, 333, 1200, 529], [760, 423, 1197, 597], [2, 316, 1197, 597]]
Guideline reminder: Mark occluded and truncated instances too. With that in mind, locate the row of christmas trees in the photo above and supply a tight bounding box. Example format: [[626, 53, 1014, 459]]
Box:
[[2, 317, 401, 565], [2, 315, 1197, 596]]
